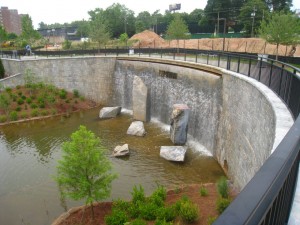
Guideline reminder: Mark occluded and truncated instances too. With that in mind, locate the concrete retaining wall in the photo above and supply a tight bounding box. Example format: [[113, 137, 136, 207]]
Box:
[[1, 57, 293, 190], [1, 57, 116, 105]]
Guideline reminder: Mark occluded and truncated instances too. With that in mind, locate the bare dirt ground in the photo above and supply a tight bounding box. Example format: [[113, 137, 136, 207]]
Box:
[[130, 30, 300, 57]]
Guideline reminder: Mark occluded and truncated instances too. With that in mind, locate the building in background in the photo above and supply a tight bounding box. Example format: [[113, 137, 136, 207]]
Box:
[[0, 6, 22, 35]]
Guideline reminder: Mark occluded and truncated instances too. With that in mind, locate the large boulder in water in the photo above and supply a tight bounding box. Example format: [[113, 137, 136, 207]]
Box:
[[99, 106, 121, 119], [127, 121, 146, 137], [170, 104, 190, 145], [160, 146, 187, 162], [113, 144, 130, 157]]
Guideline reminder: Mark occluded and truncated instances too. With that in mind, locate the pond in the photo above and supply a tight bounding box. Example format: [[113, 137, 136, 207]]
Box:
[[0, 107, 224, 225]]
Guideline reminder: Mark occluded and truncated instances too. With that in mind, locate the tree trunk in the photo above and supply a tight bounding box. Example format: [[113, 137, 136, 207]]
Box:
[[276, 43, 279, 61], [91, 203, 95, 220]]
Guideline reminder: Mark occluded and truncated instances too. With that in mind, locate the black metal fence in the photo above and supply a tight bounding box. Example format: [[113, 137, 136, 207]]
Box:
[[1, 47, 300, 224]]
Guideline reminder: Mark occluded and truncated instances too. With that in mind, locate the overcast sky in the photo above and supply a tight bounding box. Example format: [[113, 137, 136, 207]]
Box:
[[1, 0, 300, 29]]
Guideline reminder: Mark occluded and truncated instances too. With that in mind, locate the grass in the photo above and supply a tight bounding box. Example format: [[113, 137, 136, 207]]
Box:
[[0, 82, 92, 124]]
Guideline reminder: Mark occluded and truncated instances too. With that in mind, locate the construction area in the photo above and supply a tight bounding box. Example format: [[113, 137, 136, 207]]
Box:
[[130, 30, 300, 57]]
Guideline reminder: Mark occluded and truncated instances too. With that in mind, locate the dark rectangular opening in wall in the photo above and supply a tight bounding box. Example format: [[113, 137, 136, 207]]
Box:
[[158, 70, 177, 79]]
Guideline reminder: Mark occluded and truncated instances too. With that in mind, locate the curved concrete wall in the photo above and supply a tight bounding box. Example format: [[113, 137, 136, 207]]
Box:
[[1, 57, 293, 190]]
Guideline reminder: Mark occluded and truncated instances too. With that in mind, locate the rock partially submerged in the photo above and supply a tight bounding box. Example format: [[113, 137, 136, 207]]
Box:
[[170, 104, 190, 145], [99, 106, 121, 119], [160, 146, 187, 162], [127, 121, 146, 137], [113, 144, 130, 157]]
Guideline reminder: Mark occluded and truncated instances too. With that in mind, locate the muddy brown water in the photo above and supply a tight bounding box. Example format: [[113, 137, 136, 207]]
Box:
[[0, 107, 224, 225]]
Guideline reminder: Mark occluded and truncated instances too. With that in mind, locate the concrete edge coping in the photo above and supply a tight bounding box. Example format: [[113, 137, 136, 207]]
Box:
[[222, 69, 294, 154]]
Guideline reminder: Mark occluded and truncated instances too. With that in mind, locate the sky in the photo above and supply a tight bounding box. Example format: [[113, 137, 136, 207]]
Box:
[[1, 0, 208, 29], [1, 0, 300, 29]]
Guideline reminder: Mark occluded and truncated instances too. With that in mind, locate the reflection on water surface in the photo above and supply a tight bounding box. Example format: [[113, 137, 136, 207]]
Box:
[[0, 107, 224, 225]]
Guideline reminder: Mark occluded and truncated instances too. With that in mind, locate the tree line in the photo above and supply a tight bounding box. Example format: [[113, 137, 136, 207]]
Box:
[[37, 0, 296, 38]]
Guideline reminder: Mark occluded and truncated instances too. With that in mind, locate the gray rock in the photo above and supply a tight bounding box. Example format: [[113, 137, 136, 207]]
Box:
[[127, 121, 146, 136], [160, 146, 187, 162], [132, 76, 151, 122], [113, 144, 130, 157], [170, 104, 190, 145], [99, 106, 121, 119]]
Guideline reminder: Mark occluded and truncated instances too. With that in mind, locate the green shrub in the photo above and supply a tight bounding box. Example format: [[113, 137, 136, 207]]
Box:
[[154, 219, 173, 225], [31, 109, 39, 117], [156, 205, 176, 222], [217, 177, 229, 199], [17, 98, 24, 105], [15, 106, 22, 111], [26, 97, 32, 104], [9, 111, 18, 121], [47, 95, 56, 104], [128, 202, 141, 219], [30, 103, 38, 109], [207, 216, 217, 225], [11, 94, 17, 102], [73, 89, 80, 98], [216, 198, 231, 214], [21, 95, 26, 100], [80, 96, 85, 101], [200, 186, 208, 196], [112, 199, 131, 212], [140, 202, 159, 220], [51, 109, 57, 115], [17, 91, 22, 96], [131, 185, 146, 205], [151, 185, 167, 205], [41, 110, 49, 116], [129, 219, 147, 225], [39, 102, 45, 108], [105, 209, 128, 225], [37, 96, 45, 104], [5, 87, 11, 93], [176, 198, 199, 223], [0, 115, 7, 123], [20, 112, 28, 119], [59, 89, 67, 99]]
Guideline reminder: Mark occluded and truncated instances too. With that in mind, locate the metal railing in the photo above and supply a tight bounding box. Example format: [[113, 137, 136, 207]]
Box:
[[1, 47, 300, 224]]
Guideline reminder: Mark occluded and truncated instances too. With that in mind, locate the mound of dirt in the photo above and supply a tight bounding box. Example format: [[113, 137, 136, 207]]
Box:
[[130, 30, 166, 48], [129, 30, 300, 56]]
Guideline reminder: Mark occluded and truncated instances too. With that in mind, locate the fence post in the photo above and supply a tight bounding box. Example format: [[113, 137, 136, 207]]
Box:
[[248, 58, 252, 77], [237, 56, 241, 73], [184, 49, 186, 61], [206, 51, 209, 64], [196, 52, 198, 63], [173, 49, 175, 60], [149, 47, 151, 57], [268, 61, 274, 87], [258, 57, 263, 81]]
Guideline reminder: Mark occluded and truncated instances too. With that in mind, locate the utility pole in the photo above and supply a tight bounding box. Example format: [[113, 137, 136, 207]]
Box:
[[124, 14, 127, 34], [217, 11, 220, 35], [251, 6, 257, 37]]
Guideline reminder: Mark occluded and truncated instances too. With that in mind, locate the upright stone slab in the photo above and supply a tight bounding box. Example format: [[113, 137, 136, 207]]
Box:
[[170, 104, 190, 145], [132, 76, 150, 122]]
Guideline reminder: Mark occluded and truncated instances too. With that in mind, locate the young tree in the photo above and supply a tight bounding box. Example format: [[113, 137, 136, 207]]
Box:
[[259, 11, 300, 60], [239, 0, 269, 36], [88, 14, 111, 48], [55, 125, 117, 218], [0, 26, 8, 42], [20, 15, 41, 46], [166, 14, 190, 40]]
